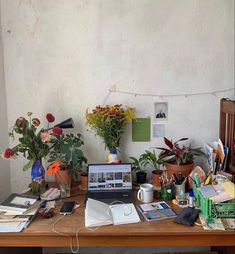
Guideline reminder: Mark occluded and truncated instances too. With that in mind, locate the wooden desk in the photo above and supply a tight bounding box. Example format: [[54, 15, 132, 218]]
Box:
[[0, 190, 234, 250]]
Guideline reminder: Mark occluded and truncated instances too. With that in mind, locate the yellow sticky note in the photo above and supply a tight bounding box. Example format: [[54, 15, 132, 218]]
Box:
[[221, 181, 235, 198]]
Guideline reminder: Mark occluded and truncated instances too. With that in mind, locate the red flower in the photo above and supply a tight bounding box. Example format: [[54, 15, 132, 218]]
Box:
[[52, 127, 63, 135], [3, 148, 14, 159], [15, 117, 25, 128], [46, 113, 55, 123], [32, 118, 40, 126]]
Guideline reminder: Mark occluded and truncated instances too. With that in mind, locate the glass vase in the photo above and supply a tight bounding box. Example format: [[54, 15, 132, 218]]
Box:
[[31, 160, 46, 194]]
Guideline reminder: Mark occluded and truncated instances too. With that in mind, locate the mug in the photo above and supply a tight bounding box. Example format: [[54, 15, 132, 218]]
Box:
[[137, 183, 153, 203]]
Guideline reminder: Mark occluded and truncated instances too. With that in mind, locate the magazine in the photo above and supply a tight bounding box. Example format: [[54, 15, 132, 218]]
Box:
[[137, 201, 177, 221]]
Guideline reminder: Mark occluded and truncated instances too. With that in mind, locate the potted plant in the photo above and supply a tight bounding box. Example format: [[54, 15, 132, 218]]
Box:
[[156, 137, 205, 177], [79, 166, 89, 190], [48, 132, 87, 187], [86, 104, 135, 162], [129, 156, 147, 184], [1, 112, 56, 193], [138, 150, 166, 189]]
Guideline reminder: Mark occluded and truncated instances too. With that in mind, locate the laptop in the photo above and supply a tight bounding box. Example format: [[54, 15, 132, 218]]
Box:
[[86, 163, 133, 204]]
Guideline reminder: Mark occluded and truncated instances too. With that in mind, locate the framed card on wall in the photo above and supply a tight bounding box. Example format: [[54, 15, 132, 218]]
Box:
[[154, 102, 168, 121]]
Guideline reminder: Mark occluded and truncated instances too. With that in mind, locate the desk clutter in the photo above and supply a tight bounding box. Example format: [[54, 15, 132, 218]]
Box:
[[0, 193, 41, 232], [0, 192, 56, 232], [0, 165, 234, 233]]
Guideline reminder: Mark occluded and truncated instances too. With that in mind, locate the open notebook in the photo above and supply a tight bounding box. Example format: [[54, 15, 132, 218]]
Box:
[[85, 198, 140, 227]]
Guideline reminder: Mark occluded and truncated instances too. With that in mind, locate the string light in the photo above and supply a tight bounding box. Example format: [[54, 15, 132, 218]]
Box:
[[102, 86, 234, 105], [107, 87, 234, 98]]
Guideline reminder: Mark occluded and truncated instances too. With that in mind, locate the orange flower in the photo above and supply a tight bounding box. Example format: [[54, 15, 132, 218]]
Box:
[[48, 161, 61, 175]]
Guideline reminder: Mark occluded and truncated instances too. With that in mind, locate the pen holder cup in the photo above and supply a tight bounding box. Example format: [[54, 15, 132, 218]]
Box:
[[174, 182, 185, 199]]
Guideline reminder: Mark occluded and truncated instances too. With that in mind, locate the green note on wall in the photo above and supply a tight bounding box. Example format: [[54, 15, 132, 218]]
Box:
[[132, 118, 151, 142]]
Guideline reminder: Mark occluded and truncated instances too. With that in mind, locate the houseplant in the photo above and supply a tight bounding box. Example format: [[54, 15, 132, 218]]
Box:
[[156, 137, 205, 177], [130, 150, 170, 188], [86, 104, 135, 162], [138, 150, 166, 189], [129, 156, 147, 184], [1, 112, 56, 193], [48, 132, 87, 186]]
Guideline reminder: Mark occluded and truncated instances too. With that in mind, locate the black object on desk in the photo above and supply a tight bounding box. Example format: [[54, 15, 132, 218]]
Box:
[[174, 207, 200, 226]]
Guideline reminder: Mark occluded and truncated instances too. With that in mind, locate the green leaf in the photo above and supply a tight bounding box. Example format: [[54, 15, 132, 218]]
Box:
[[23, 159, 34, 171]]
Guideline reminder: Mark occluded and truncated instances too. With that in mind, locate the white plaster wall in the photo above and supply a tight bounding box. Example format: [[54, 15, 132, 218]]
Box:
[[0, 0, 234, 192], [0, 2, 11, 201]]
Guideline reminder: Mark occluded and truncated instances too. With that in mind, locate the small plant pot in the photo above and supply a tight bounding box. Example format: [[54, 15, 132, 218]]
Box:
[[136, 171, 147, 184], [80, 174, 88, 190], [152, 170, 162, 189]]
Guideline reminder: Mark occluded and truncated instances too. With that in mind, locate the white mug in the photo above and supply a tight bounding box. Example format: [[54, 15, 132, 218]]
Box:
[[137, 183, 153, 203]]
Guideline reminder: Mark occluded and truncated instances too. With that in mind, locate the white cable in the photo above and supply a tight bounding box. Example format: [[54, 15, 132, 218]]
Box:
[[52, 200, 134, 254], [52, 214, 68, 236]]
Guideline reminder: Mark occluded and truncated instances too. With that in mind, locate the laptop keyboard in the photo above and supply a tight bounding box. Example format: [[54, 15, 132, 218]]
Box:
[[87, 190, 133, 204]]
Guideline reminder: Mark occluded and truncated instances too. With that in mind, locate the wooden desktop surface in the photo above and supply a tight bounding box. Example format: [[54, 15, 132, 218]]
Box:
[[0, 189, 235, 248]]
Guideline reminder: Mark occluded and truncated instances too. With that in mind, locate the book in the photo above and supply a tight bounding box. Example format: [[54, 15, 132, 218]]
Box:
[[199, 214, 225, 231], [204, 143, 216, 172], [0, 206, 39, 232], [221, 146, 229, 171], [137, 201, 177, 221], [222, 218, 235, 230], [85, 198, 140, 227], [210, 181, 235, 203], [199, 185, 217, 198], [0, 193, 39, 214]]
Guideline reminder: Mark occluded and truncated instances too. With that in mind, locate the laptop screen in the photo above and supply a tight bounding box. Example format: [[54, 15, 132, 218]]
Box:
[[88, 163, 132, 191]]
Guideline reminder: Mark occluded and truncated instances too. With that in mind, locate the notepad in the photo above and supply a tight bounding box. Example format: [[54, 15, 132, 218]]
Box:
[[110, 203, 140, 225], [221, 181, 235, 199], [85, 198, 140, 227], [199, 185, 217, 198]]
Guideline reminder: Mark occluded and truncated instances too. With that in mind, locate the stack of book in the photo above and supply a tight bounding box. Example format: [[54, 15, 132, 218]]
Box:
[[0, 193, 40, 232]]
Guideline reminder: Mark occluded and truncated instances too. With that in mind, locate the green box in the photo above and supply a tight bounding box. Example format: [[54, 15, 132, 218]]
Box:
[[193, 184, 235, 220]]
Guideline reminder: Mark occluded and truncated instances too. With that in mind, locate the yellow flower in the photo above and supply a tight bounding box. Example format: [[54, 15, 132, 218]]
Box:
[[85, 104, 135, 151], [124, 107, 135, 121]]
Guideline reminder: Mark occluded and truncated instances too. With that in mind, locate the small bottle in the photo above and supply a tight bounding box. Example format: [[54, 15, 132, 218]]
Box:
[[188, 190, 194, 208]]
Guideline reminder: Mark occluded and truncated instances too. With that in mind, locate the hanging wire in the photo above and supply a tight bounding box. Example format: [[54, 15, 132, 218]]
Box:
[[107, 87, 234, 98]]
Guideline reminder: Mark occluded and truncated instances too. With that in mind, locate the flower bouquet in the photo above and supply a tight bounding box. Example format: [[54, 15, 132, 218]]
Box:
[[86, 104, 135, 161], [1, 112, 59, 193]]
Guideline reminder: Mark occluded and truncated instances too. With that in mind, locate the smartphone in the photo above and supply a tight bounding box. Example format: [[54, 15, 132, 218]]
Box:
[[59, 201, 75, 215]]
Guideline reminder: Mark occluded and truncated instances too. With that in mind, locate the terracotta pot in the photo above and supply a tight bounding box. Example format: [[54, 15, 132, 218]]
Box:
[[152, 170, 162, 189], [55, 169, 71, 187], [80, 174, 88, 190], [165, 162, 194, 178]]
